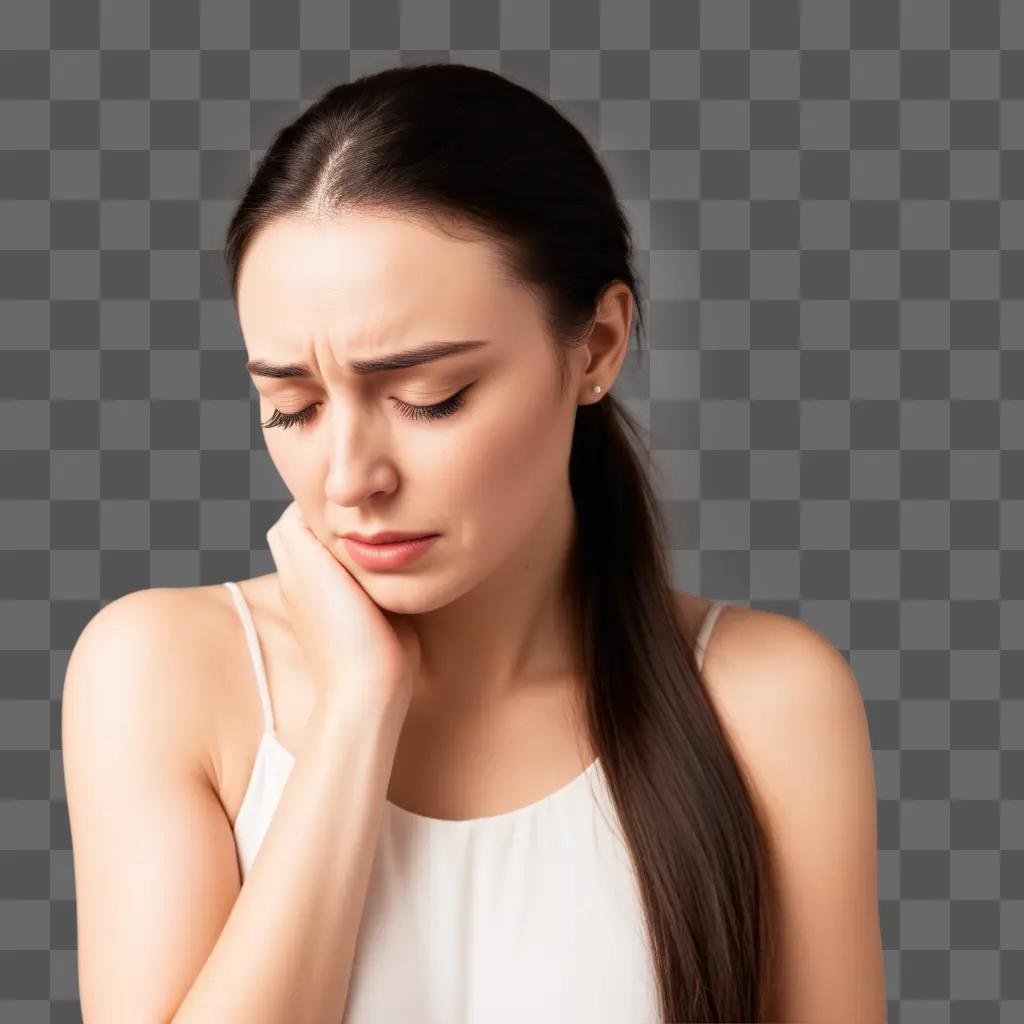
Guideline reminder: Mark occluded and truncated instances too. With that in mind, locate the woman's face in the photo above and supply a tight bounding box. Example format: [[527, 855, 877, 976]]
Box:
[[235, 211, 589, 611]]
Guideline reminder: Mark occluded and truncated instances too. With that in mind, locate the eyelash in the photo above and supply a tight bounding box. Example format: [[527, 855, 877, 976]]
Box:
[[261, 383, 474, 431]]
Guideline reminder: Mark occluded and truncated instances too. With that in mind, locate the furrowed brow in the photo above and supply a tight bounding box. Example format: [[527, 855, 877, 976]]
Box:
[[246, 339, 491, 380]]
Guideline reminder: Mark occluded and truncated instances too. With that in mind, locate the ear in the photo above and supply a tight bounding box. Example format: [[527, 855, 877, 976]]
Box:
[[576, 281, 634, 400]]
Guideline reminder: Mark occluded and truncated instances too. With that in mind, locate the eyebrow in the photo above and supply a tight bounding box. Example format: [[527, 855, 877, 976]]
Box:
[[246, 339, 491, 380]]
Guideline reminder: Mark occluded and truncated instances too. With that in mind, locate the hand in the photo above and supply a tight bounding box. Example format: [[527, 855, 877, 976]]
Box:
[[265, 501, 420, 723]]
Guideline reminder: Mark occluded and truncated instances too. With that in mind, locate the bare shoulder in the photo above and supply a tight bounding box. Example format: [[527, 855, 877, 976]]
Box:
[[704, 603, 864, 725], [671, 595, 886, 1019], [63, 583, 243, 789], [669, 590, 872, 816], [61, 584, 259, 1021]]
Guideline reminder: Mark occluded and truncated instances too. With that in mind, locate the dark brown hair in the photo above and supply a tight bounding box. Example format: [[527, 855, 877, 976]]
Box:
[[224, 62, 778, 1023]]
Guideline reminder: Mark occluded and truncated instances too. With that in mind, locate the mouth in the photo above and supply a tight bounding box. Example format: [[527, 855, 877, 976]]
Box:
[[341, 533, 441, 570]]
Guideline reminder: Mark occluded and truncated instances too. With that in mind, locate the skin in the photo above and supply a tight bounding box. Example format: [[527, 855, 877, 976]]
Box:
[[701, 610, 890, 1022], [235, 210, 632, 720]]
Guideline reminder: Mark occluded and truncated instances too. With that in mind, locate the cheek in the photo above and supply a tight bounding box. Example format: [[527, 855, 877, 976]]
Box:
[[448, 382, 572, 518]]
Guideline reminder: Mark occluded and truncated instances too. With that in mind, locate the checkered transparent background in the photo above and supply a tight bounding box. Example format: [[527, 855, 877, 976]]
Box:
[[2, 1, 1024, 1021]]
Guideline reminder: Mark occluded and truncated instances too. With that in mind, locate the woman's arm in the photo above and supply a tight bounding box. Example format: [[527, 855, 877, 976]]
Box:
[[704, 609, 889, 1024], [62, 587, 405, 1023]]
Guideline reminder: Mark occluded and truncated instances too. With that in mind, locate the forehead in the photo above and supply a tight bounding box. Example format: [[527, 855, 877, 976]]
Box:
[[236, 212, 524, 355]]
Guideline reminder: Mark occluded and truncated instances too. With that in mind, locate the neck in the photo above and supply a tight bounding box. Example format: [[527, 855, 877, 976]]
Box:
[[408, 484, 582, 716]]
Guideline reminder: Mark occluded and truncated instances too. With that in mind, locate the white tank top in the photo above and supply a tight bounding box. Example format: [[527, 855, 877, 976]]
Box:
[[222, 580, 726, 1023]]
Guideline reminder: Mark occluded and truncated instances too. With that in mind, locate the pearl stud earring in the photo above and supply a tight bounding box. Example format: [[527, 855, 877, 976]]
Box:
[[593, 385, 602, 394]]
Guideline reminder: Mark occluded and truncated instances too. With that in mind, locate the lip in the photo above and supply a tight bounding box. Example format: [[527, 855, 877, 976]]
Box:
[[342, 534, 440, 570], [343, 530, 437, 544]]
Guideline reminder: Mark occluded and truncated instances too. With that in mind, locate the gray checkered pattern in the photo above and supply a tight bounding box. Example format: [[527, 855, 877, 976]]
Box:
[[1, 1, 1022, 1021]]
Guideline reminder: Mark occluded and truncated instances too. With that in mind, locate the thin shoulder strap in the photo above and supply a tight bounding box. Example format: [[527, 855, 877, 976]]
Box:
[[222, 581, 275, 735], [694, 600, 727, 671]]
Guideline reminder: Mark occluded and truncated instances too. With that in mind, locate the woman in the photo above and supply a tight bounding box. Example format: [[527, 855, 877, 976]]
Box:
[[62, 63, 887, 1022]]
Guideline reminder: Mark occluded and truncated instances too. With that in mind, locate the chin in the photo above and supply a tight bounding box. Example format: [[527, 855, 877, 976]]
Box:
[[361, 566, 481, 615], [361, 583, 442, 615]]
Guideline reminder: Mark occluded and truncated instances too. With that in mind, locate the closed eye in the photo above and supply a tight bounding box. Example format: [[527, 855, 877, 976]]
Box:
[[261, 382, 475, 431]]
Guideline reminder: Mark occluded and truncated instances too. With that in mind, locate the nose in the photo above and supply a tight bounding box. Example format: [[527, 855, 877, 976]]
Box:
[[323, 413, 399, 507]]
